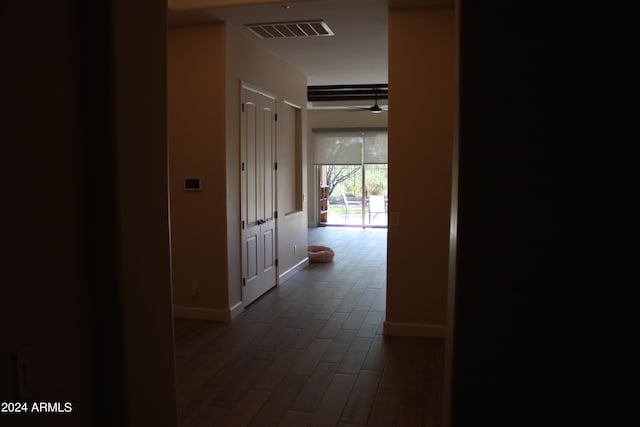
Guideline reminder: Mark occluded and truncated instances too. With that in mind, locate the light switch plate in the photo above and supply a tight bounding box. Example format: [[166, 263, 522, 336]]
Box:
[[184, 178, 201, 191]]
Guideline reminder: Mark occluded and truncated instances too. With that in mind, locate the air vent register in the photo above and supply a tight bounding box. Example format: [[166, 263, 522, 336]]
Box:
[[246, 20, 334, 39]]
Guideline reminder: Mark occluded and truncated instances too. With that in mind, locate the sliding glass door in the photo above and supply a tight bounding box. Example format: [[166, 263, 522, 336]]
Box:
[[314, 128, 388, 227]]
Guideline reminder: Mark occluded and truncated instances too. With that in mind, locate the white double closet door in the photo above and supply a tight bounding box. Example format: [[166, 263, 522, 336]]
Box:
[[241, 85, 277, 306]]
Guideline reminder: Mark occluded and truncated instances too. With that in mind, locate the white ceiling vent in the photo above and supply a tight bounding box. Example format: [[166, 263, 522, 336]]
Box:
[[246, 20, 334, 39]]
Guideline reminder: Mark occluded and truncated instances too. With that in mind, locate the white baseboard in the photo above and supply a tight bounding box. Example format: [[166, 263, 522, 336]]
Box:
[[383, 321, 446, 338], [228, 301, 244, 320], [279, 257, 309, 284], [174, 304, 243, 322]]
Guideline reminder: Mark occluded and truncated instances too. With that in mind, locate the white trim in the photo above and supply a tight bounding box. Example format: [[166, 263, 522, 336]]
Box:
[[383, 321, 446, 338], [174, 305, 237, 322], [283, 99, 302, 109], [279, 257, 309, 284], [241, 81, 277, 100], [229, 301, 244, 320]]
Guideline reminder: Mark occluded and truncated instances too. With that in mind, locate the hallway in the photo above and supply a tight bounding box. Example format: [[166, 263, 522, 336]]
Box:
[[174, 226, 444, 426]]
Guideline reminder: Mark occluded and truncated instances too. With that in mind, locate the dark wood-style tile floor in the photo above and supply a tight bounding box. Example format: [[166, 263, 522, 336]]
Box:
[[174, 226, 444, 427]]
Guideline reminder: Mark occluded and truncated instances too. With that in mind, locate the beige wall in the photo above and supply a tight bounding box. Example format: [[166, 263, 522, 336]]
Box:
[[168, 24, 230, 311], [307, 109, 388, 226], [277, 103, 307, 273], [168, 23, 308, 317], [226, 25, 309, 302], [385, 7, 455, 334], [278, 103, 301, 216]]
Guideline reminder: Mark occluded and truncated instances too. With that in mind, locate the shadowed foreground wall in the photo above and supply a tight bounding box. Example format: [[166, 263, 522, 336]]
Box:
[[450, 1, 554, 425], [3, 3, 98, 425], [4, 1, 177, 426], [114, 1, 178, 425]]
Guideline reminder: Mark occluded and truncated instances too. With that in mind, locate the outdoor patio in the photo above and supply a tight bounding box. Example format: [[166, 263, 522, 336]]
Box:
[[323, 196, 388, 227]]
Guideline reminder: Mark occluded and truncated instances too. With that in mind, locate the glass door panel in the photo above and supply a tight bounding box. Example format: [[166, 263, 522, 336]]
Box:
[[364, 164, 388, 226], [318, 164, 363, 226], [318, 164, 387, 227]]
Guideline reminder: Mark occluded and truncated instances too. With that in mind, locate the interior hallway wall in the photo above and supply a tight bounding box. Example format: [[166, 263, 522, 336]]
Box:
[[168, 24, 230, 316], [168, 22, 308, 319], [385, 6, 455, 336], [226, 24, 309, 301]]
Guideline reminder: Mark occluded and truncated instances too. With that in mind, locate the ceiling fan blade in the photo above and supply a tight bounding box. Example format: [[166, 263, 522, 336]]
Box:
[[344, 106, 389, 112]]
